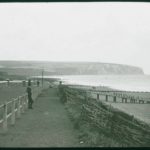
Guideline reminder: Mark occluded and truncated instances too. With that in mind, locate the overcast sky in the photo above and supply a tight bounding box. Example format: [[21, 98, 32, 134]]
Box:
[[0, 2, 150, 74]]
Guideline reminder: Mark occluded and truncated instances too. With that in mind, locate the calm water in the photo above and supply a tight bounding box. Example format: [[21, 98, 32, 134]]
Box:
[[44, 75, 150, 92], [34, 74, 150, 124]]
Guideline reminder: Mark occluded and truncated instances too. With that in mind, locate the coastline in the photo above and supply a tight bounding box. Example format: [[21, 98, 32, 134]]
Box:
[[58, 79, 150, 124], [0, 77, 150, 147], [40, 74, 150, 92], [58, 83, 150, 147]]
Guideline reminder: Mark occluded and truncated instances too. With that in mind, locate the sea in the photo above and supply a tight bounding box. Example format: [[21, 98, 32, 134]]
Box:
[[1, 74, 150, 123], [43, 75, 150, 92], [46, 74, 150, 124]]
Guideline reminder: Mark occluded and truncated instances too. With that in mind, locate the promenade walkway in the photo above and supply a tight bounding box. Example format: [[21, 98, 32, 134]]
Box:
[[0, 87, 81, 147]]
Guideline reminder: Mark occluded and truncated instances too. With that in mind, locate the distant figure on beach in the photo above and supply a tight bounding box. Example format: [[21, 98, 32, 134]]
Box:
[[26, 85, 33, 109], [28, 79, 31, 86], [37, 80, 40, 87]]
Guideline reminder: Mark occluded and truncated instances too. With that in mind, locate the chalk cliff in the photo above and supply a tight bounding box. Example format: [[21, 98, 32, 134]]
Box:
[[0, 61, 144, 76]]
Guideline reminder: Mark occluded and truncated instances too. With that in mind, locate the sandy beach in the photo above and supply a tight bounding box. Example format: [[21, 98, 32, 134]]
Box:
[[67, 84, 150, 125]]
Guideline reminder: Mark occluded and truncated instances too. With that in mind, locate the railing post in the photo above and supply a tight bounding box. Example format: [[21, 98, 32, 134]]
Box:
[[113, 96, 116, 102], [32, 88, 34, 101], [38, 87, 40, 96], [3, 102, 8, 132], [130, 98, 132, 103], [34, 87, 36, 100], [106, 95, 108, 102], [11, 99, 16, 125], [23, 96, 26, 112], [97, 94, 99, 100], [24, 95, 28, 110], [21, 96, 25, 114], [17, 97, 21, 118]]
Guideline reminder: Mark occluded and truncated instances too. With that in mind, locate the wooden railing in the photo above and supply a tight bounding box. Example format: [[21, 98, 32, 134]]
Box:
[[64, 86, 150, 124], [0, 82, 49, 132], [0, 94, 28, 132], [60, 85, 150, 146]]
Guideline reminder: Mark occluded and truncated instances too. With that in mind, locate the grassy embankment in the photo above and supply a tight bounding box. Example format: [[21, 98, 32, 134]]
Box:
[[59, 84, 150, 147], [0, 82, 26, 105]]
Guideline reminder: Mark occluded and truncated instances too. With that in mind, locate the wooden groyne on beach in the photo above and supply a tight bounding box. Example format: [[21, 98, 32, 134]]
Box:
[[0, 79, 150, 147], [59, 84, 150, 147], [67, 84, 150, 104]]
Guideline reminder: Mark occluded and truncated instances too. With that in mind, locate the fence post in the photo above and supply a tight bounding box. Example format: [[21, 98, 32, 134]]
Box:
[[11, 99, 16, 125], [21, 96, 25, 114], [3, 102, 8, 132], [130, 98, 132, 103], [32, 87, 34, 101], [24, 95, 28, 110], [24, 95, 27, 110], [113, 96, 116, 102], [34, 87, 36, 100], [17, 97, 21, 118], [106, 95, 108, 102], [97, 94, 99, 100]]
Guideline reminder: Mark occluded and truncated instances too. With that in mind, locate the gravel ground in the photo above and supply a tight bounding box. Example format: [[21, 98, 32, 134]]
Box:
[[0, 88, 82, 147]]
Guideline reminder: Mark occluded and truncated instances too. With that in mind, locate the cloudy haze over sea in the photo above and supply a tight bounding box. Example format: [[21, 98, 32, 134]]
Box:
[[0, 2, 150, 74]]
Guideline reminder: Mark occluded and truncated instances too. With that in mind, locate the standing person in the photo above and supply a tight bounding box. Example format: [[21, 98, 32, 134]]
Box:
[[26, 85, 33, 109], [37, 80, 40, 87], [28, 79, 31, 86]]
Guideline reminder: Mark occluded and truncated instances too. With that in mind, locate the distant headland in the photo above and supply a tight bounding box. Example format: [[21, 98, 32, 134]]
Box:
[[0, 61, 144, 80]]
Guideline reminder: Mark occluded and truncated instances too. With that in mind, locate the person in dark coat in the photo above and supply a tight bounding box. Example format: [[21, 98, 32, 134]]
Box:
[[28, 79, 31, 86], [37, 80, 40, 87], [26, 85, 33, 109]]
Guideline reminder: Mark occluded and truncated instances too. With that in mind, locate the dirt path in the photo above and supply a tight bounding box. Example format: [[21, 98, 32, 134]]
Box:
[[0, 88, 82, 147]]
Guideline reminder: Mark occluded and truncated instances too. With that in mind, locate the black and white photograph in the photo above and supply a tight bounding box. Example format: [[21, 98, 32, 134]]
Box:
[[0, 1, 150, 147]]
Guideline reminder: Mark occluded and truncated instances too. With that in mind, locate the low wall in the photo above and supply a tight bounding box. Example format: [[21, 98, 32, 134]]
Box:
[[59, 85, 150, 147]]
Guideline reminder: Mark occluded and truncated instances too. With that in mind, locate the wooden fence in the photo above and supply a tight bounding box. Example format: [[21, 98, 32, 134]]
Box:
[[67, 85, 150, 104], [0, 82, 49, 132], [59, 85, 150, 146]]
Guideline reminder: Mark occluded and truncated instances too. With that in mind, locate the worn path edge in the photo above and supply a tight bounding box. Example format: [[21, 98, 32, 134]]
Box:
[[0, 87, 82, 147]]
